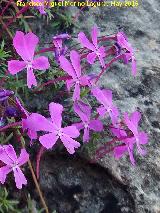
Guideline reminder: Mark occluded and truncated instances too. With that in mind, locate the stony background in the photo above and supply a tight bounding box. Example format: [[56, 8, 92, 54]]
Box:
[[64, 1, 160, 212], [27, 1, 160, 212]]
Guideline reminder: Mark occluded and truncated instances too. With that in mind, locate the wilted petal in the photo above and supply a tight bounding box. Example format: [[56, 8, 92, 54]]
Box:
[[32, 56, 50, 70], [89, 119, 103, 132], [18, 149, 29, 166], [70, 50, 81, 78], [13, 166, 27, 189], [13, 31, 38, 61], [39, 133, 58, 149], [49, 102, 63, 129], [60, 134, 80, 154], [78, 32, 95, 51], [87, 52, 97, 64], [8, 60, 26, 75], [63, 126, 80, 138], [0, 166, 11, 184]]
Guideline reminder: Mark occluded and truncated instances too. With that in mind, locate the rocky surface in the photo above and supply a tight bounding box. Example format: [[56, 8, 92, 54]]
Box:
[[39, 153, 135, 213], [25, 2, 160, 212], [65, 1, 160, 212]]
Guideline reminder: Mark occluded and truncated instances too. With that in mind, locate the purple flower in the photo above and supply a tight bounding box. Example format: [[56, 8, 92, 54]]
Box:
[[15, 97, 37, 142], [0, 89, 14, 102], [78, 26, 106, 67], [59, 50, 89, 101], [92, 87, 119, 125], [23, 102, 81, 154], [117, 32, 136, 76], [124, 111, 148, 155], [5, 106, 19, 117], [53, 33, 70, 64], [0, 145, 29, 189], [111, 127, 136, 165], [73, 100, 103, 142], [8, 31, 50, 88]]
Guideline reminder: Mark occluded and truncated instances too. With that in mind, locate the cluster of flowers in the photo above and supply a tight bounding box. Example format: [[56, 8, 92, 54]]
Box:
[[0, 26, 148, 189]]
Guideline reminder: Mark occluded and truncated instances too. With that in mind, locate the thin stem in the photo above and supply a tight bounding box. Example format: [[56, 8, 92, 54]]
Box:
[[17, 130, 49, 213], [0, 121, 22, 132], [0, 17, 13, 39], [0, 0, 13, 16], [95, 54, 124, 84]]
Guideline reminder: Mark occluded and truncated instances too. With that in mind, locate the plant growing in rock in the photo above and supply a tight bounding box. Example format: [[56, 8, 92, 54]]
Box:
[[0, 3, 148, 211]]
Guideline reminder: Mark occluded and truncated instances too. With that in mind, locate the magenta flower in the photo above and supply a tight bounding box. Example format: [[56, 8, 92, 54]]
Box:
[[117, 32, 136, 76], [111, 127, 136, 165], [111, 123, 148, 165], [124, 111, 148, 155], [92, 87, 119, 125], [73, 100, 103, 142], [15, 97, 37, 142], [8, 31, 50, 88], [78, 26, 106, 67], [23, 102, 80, 154], [0, 145, 29, 189], [53, 33, 70, 64], [59, 50, 89, 101]]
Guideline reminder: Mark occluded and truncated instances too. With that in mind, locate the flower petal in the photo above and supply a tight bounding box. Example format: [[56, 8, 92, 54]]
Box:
[[62, 126, 80, 138], [70, 50, 81, 78], [27, 67, 37, 88], [78, 32, 95, 51], [74, 101, 90, 122], [32, 56, 50, 70], [87, 52, 97, 64], [114, 145, 127, 159], [73, 83, 80, 101], [13, 166, 27, 189], [60, 134, 80, 154], [24, 113, 54, 132], [66, 79, 75, 91], [91, 26, 98, 47], [39, 133, 58, 149], [3, 145, 17, 162], [8, 60, 26, 75], [0, 146, 13, 165], [59, 55, 76, 78], [83, 128, 90, 142], [79, 75, 89, 86], [89, 119, 103, 132], [18, 149, 29, 166], [0, 166, 11, 184], [13, 31, 38, 61], [49, 102, 63, 129], [72, 122, 84, 130]]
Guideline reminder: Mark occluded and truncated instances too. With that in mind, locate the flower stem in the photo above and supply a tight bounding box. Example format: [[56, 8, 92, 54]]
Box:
[[17, 130, 49, 213], [0, 121, 22, 132]]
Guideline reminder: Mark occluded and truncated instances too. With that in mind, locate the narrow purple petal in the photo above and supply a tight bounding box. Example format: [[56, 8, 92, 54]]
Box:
[[13, 166, 27, 189], [27, 67, 37, 88], [63, 126, 80, 138], [70, 50, 81, 78], [8, 60, 26, 75], [91, 26, 98, 47], [39, 133, 58, 149], [24, 113, 54, 132], [87, 52, 97, 64], [89, 119, 103, 132], [60, 134, 80, 154], [0, 166, 11, 184], [78, 32, 95, 51], [83, 128, 90, 142], [18, 149, 29, 166], [32, 56, 50, 70], [73, 83, 80, 101], [49, 102, 63, 129], [3, 145, 17, 162], [59, 55, 76, 78]]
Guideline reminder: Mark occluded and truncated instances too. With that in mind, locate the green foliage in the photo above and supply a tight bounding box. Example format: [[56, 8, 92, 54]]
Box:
[[0, 41, 11, 61], [0, 188, 20, 213]]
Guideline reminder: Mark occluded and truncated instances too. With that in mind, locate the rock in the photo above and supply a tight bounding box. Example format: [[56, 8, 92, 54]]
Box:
[[39, 153, 135, 213], [66, 1, 160, 212]]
